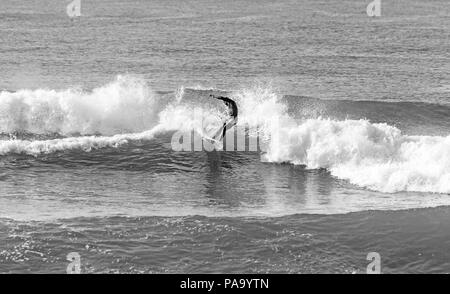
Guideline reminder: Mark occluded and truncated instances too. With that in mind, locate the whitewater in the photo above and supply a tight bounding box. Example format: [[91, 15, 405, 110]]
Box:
[[0, 75, 449, 194]]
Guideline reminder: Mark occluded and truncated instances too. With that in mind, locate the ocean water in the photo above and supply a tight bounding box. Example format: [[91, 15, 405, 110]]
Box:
[[0, 0, 449, 273]]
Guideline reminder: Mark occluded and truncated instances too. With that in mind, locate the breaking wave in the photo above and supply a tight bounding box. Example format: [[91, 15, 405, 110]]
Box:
[[0, 75, 161, 135], [1, 75, 449, 194]]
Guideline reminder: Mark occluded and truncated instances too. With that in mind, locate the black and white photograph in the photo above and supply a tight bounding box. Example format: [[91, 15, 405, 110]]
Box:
[[0, 0, 449, 277]]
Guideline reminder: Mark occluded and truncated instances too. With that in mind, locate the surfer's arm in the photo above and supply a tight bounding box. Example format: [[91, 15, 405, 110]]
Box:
[[210, 94, 227, 101], [211, 95, 236, 106]]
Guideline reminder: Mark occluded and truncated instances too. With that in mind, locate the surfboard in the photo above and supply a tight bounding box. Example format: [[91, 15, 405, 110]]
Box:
[[195, 127, 223, 148]]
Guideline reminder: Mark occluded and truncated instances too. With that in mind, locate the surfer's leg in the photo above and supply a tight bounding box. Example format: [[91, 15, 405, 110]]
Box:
[[222, 123, 227, 139], [213, 117, 237, 141], [218, 118, 237, 140], [213, 122, 227, 141]]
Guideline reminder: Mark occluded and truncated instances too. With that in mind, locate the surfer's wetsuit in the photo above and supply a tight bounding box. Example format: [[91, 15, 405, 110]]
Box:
[[211, 95, 238, 140]]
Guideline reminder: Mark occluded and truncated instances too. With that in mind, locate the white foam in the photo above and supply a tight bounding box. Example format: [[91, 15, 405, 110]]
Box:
[[262, 118, 450, 193], [0, 75, 160, 135], [223, 84, 450, 194], [0, 129, 158, 156], [1, 79, 449, 194]]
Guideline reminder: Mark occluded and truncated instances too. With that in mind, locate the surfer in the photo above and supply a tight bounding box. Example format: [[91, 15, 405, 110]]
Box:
[[210, 94, 238, 141]]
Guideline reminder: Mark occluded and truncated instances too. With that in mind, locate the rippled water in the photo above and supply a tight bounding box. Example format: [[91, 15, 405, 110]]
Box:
[[0, 0, 449, 273]]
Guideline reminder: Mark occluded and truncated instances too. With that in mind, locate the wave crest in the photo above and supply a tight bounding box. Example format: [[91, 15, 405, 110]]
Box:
[[1, 79, 449, 194], [0, 75, 160, 136], [263, 118, 450, 193]]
